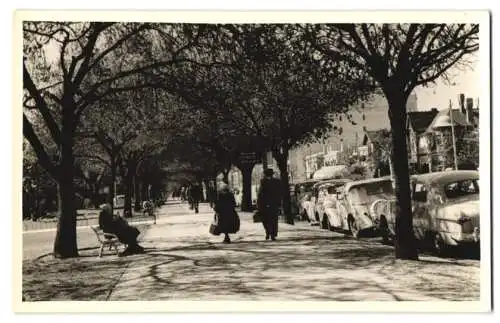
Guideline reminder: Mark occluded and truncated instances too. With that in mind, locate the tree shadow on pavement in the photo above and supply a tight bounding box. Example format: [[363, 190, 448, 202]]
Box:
[[108, 234, 480, 301]]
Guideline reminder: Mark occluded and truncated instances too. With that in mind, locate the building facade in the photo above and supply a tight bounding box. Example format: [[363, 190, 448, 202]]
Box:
[[288, 92, 418, 182]]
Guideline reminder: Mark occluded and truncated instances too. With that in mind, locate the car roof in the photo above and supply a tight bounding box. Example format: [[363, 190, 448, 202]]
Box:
[[412, 170, 479, 185], [313, 178, 352, 189], [343, 176, 392, 191]]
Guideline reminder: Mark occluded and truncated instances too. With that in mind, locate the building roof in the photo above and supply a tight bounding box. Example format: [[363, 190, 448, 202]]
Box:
[[407, 109, 439, 133], [362, 129, 391, 145], [426, 109, 471, 132]]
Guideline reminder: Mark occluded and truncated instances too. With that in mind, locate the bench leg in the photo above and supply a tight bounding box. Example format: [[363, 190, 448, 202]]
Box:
[[99, 244, 104, 257]]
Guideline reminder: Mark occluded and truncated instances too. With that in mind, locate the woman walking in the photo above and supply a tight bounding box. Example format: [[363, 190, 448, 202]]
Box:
[[214, 183, 240, 243]]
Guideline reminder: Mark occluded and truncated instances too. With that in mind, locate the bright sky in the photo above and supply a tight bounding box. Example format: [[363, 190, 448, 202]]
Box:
[[413, 52, 480, 111]]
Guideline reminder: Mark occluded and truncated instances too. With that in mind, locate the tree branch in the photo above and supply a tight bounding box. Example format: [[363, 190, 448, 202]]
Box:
[[23, 60, 62, 146], [23, 114, 59, 179]]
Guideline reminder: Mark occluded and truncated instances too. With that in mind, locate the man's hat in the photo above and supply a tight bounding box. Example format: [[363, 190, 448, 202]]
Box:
[[264, 168, 274, 176]]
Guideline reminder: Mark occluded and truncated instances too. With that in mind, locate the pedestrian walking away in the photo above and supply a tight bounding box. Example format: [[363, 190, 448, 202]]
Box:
[[214, 183, 240, 243], [190, 182, 203, 213], [257, 168, 282, 241]]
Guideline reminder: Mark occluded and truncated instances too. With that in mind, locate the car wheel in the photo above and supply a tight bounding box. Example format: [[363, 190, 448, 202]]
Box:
[[348, 216, 359, 239], [301, 210, 309, 222], [325, 216, 332, 231], [432, 233, 447, 257], [321, 215, 330, 230], [379, 216, 390, 244]]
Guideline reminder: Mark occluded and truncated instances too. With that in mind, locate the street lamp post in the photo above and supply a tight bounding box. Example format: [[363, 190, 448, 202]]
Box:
[[449, 99, 459, 171]]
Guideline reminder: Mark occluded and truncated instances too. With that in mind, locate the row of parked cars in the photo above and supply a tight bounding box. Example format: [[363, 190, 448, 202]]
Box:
[[291, 170, 480, 256]]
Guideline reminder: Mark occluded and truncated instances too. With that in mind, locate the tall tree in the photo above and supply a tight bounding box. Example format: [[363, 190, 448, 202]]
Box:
[[23, 22, 207, 257], [224, 24, 374, 224], [308, 23, 479, 259]]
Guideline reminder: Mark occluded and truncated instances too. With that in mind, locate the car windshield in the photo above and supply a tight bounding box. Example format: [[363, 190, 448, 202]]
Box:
[[297, 182, 317, 193], [443, 179, 479, 199], [348, 181, 394, 204]]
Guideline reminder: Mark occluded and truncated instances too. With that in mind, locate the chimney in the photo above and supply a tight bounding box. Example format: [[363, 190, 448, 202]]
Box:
[[459, 93, 466, 115], [466, 98, 474, 124]]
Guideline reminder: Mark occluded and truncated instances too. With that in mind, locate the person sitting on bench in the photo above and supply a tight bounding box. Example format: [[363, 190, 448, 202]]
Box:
[[98, 203, 145, 256]]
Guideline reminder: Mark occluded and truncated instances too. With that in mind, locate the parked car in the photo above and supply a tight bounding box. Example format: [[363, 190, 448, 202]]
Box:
[[291, 180, 319, 221], [330, 177, 394, 238], [374, 170, 480, 255], [312, 179, 352, 229]]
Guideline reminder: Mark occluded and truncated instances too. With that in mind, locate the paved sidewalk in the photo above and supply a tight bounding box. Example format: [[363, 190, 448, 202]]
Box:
[[107, 203, 480, 301]]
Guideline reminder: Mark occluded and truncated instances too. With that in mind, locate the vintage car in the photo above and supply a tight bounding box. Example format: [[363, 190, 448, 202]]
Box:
[[312, 179, 352, 229], [324, 176, 394, 238], [291, 180, 320, 221], [372, 170, 480, 255]]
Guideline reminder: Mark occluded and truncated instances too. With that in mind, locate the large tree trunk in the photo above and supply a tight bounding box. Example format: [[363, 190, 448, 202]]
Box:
[[141, 180, 148, 202], [237, 163, 254, 212], [274, 149, 294, 225], [388, 95, 419, 260], [53, 106, 78, 258]]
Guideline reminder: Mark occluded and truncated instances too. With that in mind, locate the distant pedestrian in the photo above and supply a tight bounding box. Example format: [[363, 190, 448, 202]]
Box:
[[214, 183, 240, 243], [257, 168, 282, 241], [190, 183, 203, 213]]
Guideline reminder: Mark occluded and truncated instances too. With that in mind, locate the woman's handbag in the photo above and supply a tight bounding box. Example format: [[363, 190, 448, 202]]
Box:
[[231, 213, 241, 233], [209, 213, 221, 236]]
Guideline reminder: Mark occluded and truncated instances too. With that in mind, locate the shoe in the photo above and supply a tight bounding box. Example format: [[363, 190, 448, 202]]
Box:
[[265, 235, 269, 240], [133, 245, 145, 254], [223, 239, 231, 244], [119, 247, 134, 257], [271, 236, 277, 241]]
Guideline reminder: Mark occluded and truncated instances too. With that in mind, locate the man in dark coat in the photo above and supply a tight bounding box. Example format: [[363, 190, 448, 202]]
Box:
[[190, 183, 203, 213], [257, 168, 282, 241]]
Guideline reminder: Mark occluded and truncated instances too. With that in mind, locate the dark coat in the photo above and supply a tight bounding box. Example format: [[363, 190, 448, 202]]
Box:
[[99, 210, 140, 245], [190, 184, 203, 201], [214, 190, 240, 234], [257, 177, 282, 215]]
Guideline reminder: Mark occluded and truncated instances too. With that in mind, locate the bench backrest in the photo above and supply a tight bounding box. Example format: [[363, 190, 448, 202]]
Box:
[[91, 226, 107, 243]]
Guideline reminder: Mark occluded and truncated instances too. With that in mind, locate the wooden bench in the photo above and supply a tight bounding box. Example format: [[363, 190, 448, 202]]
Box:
[[91, 226, 122, 257]]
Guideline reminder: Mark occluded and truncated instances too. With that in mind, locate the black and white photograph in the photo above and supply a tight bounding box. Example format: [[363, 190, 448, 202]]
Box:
[[14, 9, 491, 312]]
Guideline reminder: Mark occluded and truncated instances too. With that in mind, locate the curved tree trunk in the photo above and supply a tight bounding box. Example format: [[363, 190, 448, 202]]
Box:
[[274, 149, 294, 225], [237, 163, 254, 212], [388, 94, 419, 260]]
